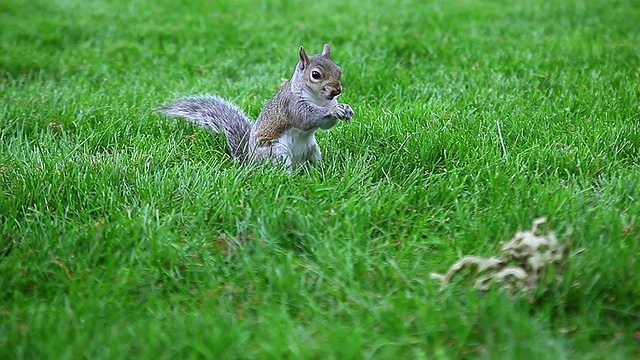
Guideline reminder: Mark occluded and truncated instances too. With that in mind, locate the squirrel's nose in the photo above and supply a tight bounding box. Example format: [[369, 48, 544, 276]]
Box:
[[328, 85, 342, 98]]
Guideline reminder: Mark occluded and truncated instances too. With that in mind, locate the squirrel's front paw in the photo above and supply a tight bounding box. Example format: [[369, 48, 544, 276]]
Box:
[[331, 104, 354, 121]]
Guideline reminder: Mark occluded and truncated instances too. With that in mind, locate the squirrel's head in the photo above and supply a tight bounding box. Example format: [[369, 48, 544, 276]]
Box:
[[297, 44, 343, 103]]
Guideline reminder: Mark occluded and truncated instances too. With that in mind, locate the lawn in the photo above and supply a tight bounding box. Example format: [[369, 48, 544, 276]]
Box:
[[1, 0, 639, 358]]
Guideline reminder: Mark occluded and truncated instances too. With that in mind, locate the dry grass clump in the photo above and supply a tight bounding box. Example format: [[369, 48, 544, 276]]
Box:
[[431, 218, 570, 294]]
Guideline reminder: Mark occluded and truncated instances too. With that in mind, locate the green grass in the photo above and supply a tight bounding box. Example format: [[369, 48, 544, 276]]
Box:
[[1, 0, 639, 358]]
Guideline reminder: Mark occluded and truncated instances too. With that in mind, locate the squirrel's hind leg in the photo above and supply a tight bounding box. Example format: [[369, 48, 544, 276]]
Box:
[[248, 143, 322, 172], [305, 143, 322, 166], [295, 144, 323, 174], [250, 144, 292, 168]]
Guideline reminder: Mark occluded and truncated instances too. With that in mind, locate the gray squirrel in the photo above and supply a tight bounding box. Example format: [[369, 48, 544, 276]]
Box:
[[160, 44, 354, 168]]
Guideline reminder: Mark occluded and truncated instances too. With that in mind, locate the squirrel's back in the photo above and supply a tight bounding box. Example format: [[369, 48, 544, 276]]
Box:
[[250, 81, 294, 146]]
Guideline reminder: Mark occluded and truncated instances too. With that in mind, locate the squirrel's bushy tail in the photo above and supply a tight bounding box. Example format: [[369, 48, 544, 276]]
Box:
[[160, 95, 253, 160]]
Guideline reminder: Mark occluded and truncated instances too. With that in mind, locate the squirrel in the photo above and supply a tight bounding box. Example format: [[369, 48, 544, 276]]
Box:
[[160, 44, 354, 169]]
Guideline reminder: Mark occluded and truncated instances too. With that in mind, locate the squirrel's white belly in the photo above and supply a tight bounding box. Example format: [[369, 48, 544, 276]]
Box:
[[278, 127, 319, 164]]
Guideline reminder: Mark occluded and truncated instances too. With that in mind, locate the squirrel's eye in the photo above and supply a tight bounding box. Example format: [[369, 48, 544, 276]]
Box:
[[311, 70, 321, 80]]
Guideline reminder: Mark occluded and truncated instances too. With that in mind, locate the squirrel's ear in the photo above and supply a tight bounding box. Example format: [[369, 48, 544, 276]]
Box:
[[321, 44, 331, 58], [299, 46, 309, 69]]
